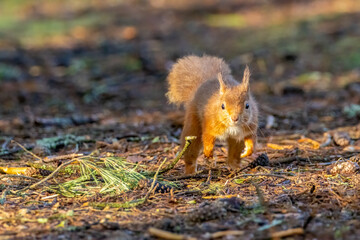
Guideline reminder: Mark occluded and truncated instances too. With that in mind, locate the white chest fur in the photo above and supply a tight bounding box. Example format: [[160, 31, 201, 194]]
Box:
[[217, 125, 244, 141]]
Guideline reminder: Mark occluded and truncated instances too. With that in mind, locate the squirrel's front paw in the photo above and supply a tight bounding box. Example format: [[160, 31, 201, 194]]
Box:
[[203, 150, 213, 159], [203, 144, 214, 158], [227, 158, 241, 170], [240, 138, 254, 158], [185, 163, 196, 174]]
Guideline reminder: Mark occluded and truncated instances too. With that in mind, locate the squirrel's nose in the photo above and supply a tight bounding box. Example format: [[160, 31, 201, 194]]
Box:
[[232, 116, 239, 122]]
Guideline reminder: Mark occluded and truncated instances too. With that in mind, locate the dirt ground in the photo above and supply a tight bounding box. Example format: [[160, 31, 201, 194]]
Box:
[[1, 0, 360, 239]]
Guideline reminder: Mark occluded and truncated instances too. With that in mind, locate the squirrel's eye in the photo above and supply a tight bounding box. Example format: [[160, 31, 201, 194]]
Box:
[[221, 103, 225, 110], [245, 102, 249, 109]]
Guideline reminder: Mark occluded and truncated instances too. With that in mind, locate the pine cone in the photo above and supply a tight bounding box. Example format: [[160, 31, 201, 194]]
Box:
[[138, 179, 173, 193], [247, 153, 270, 169], [329, 161, 360, 175], [349, 154, 360, 164], [38, 168, 53, 176]]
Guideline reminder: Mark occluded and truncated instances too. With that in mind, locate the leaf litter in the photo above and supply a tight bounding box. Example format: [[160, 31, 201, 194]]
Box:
[[1, 0, 360, 239]]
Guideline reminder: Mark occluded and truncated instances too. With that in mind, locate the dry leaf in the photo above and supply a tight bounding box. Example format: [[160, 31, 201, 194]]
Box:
[[267, 143, 294, 150], [298, 138, 320, 149]]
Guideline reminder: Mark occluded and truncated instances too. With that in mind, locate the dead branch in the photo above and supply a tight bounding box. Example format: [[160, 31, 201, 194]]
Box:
[[148, 227, 195, 240], [234, 173, 292, 180], [43, 153, 84, 163], [209, 230, 244, 239], [12, 140, 41, 161], [0, 174, 39, 182], [270, 227, 304, 238]]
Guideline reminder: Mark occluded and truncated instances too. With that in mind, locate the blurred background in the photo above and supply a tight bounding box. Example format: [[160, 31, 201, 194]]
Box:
[[0, 0, 359, 130]]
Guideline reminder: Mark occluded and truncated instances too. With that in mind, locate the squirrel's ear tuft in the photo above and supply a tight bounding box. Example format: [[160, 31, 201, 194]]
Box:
[[218, 72, 226, 95], [241, 65, 250, 91]]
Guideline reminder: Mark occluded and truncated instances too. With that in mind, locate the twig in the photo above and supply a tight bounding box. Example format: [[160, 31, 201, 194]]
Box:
[[0, 174, 39, 182], [165, 173, 209, 181], [252, 181, 267, 209], [205, 169, 212, 185], [0, 145, 35, 157], [160, 136, 196, 174], [19, 159, 78, 191], [270, 227, 304, 238], [209, 230, 244, 239], [41, 194, 59, 200], [165, 169, 221, 181], [11, 140, 42, 161], [145, 136, 196, 176], [148, 227, 195, 240], [234, 173, 291, 179], [270, 156, 328, 165], [43, 153, 84, 163], [143, 157, 168, 203]]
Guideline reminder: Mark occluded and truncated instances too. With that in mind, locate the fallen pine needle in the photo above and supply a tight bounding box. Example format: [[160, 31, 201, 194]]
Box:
[[148, 227, 195, 240], [11, 140, 42, 161], [210, 230, 244, 239], [43, 153, 83, 163], [270, 227, 304, 238]]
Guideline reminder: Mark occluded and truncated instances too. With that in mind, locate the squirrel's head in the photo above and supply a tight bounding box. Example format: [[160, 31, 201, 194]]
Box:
[[218, 66, 254, 126]]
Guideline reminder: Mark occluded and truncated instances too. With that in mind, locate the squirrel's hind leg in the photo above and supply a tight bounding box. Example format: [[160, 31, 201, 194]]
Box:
[[227, 138, 245, 169], [181, 108, 202, 174]]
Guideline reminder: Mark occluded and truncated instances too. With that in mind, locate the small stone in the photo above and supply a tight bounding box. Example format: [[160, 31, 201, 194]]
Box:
[[333, 132, 351, 146]]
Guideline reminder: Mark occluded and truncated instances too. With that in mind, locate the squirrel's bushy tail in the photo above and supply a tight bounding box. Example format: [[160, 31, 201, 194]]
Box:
[[166, 55, 231, 106]]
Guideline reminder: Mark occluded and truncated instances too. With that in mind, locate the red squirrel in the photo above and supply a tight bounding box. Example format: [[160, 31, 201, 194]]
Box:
[[167, 55, 258, 174]]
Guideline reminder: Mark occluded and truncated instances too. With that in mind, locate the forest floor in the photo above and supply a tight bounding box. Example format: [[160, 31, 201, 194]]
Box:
[[1, 0, 360, 239]]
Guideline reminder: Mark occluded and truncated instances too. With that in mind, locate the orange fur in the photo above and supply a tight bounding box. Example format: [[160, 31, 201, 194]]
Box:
[[167, 55, 258, 174]]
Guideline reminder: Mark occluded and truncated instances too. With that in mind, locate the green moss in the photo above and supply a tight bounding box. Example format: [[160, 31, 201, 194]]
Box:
[[205, 14, 246, 28], [0, 0, 112, 47]]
